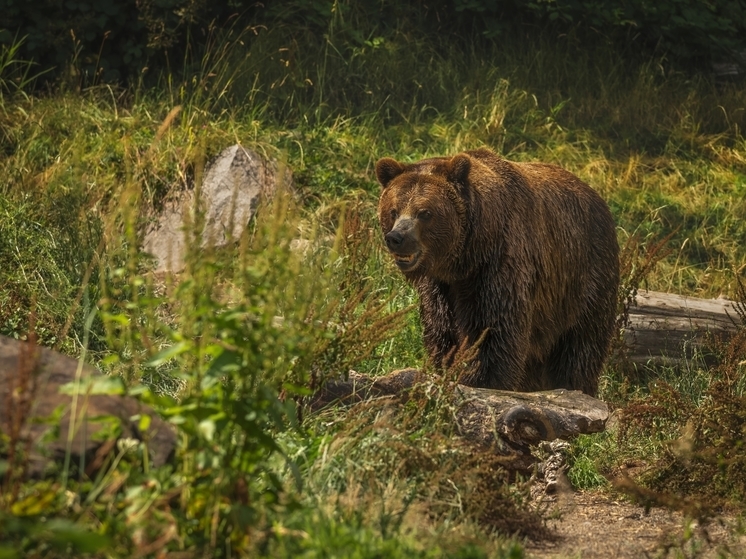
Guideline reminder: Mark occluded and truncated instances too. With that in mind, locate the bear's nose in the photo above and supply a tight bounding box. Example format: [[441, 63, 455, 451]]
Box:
[[385, 230, 404, 251]]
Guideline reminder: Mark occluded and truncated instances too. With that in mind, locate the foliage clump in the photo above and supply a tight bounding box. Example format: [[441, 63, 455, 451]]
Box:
[[2, 157, 528, 556], [453, 0, 746, 61], [303, 376, 549, 544], [615, 279, 746, 516], [4, 0, 746, 88]]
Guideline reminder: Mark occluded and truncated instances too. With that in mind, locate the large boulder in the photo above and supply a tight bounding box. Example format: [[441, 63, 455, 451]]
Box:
[[143, 145, 292, 272], [0, 335, 176, 478]]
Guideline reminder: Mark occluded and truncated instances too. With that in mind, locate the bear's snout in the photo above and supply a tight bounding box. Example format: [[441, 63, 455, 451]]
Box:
[[384, 230, 404, 250], [384, 217, 419, 255]]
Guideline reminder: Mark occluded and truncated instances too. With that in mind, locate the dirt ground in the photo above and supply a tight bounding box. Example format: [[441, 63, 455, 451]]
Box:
[[525, 489, 745, 559]]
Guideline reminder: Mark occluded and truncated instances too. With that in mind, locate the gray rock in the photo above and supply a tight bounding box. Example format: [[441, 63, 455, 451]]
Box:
[[143, 145, 292, 272], [0, 335, 176, 478]]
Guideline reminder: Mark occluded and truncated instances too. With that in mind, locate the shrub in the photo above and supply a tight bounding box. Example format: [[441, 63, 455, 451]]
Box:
[[615, 279, 746, 516], [4, 0, 746, 88], [450, 0, 746, 61]]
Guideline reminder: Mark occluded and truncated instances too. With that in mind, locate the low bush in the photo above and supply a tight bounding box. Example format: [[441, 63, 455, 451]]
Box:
[[612, 281, 746, 516]]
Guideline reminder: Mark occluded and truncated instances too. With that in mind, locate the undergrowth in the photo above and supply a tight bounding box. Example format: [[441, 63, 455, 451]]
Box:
[[609, 280, 746, 518]]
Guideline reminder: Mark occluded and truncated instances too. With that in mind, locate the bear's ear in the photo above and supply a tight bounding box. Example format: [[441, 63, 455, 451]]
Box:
[[376, 158, 405, 189], [448, 154, 471, 186]]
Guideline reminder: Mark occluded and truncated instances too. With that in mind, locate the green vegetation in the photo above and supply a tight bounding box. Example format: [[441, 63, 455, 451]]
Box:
[[4, 0, 746, 84], [3, 2, 746, 556]]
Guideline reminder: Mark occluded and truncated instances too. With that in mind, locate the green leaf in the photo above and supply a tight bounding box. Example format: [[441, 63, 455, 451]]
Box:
[[46, 519, 110, 552], [146, 341, 192, 367], [198, 419, 216, 441], [136, 414, 152, 432], [127, 383, 151, 397], [101, 312, 129, 325], [11, 487, 57, 516], [206, 348, 243, 376], [59, 375, 125, 396]]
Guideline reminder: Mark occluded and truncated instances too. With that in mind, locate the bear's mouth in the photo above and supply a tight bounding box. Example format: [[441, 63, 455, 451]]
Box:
[[393, 251, 421, 271]]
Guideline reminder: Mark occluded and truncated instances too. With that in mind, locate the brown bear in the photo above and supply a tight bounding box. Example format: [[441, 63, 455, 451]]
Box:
[[376, 148, 619, 395]]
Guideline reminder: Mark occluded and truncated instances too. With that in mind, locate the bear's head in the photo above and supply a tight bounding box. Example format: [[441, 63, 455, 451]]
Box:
[[376, 154, 471, 278]]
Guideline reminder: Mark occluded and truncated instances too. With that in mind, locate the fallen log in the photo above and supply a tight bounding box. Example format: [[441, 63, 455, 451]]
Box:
[[310, 368, 609, 470], [624, 290, 742, 366]]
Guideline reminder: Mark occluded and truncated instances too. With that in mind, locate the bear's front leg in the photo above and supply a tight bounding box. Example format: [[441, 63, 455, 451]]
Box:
[[417, 278, 459, 368], [453, 278, 532, 391], [457, 326, 530, 390]]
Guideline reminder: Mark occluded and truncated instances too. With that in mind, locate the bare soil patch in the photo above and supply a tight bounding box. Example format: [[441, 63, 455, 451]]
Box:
[[526, 490, 745, 558]]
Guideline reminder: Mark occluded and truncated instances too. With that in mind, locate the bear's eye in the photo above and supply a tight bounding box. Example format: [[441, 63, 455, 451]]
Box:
[[418, 209, 432, 221], [390, 209, 398, 221]]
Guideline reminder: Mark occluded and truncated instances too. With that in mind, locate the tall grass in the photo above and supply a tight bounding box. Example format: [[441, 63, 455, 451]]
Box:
[[0, 37, 48, 110], [0, 90, 531, 556], [150, 13, 746, 296]]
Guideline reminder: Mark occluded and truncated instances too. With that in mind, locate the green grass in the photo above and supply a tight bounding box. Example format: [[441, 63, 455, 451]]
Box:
[[3, 14, 746, 557]]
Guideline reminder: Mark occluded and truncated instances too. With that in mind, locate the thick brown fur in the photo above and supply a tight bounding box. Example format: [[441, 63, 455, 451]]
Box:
[[376, 148, 620, 395]]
